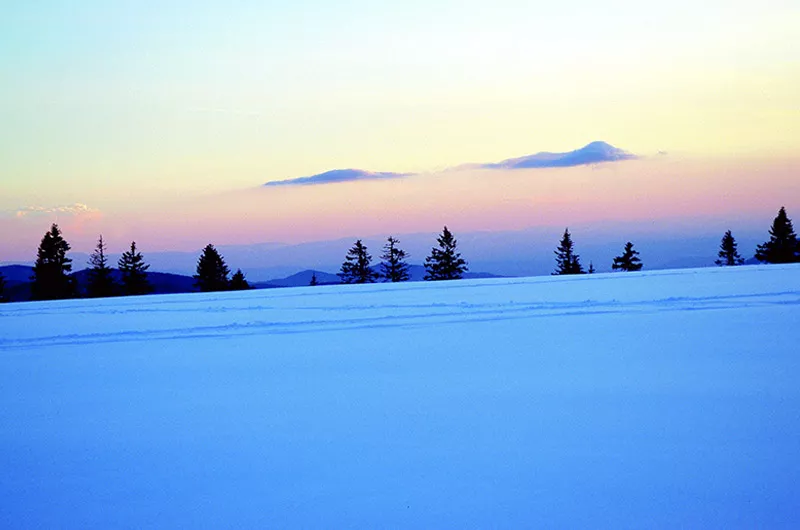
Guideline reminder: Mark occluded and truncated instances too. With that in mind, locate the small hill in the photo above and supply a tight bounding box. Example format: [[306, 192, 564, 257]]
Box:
[[253, 269, 340, 288]]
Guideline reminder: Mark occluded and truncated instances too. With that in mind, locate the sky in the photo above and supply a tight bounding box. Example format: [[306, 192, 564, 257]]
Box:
[[1, 0, 799, 263]]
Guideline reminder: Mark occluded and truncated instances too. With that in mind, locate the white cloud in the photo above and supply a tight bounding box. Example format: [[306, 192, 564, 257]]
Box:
[[14, 203, 100, 218]]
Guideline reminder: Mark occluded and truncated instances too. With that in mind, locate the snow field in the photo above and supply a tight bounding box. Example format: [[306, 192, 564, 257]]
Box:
[[1, 264, 799, 528]]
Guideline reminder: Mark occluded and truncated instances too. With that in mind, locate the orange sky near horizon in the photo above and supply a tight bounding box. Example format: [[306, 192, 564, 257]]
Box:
[[2, 155, 798, 261]]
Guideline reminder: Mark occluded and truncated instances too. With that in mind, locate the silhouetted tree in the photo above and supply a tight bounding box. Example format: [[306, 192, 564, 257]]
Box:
[[309, 272, 319, 286], [118, 241, 152, 296], [424, 226, 468, 281], [87, 235, 117, 298], [31, 223, 76, 300], [552, 228, 584, 275], [339, 240, 378, 284], [194, 244, 231, 292], [755, 207, 800, 264], [588, 261, 596, 274], [612, 241, 643, 272], [229, 268, 250, 290], [380, 236, 410, 282], [0, 271, 6, 303], [715, 230, 745, 266]]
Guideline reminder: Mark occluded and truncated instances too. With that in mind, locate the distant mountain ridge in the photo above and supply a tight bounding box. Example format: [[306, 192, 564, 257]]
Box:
[[253, 269, 341, 288], [0, 266, 197, 302], [253, 266, 502, 288], [1, 264, 503, 302]]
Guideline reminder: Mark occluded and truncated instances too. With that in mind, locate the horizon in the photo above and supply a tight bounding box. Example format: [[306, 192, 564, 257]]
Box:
[[0, 217, 782, 283]]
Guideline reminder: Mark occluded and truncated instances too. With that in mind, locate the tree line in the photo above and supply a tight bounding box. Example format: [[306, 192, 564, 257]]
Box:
[[0, 227, 252, 302], [337, 227, 468, 284], [332, 206, 800, 284], [1, 206, 798, 302]]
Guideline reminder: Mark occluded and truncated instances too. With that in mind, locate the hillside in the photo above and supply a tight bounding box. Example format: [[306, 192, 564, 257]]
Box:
[[1, 265, 798, 527], [0, 266, 198, 301]]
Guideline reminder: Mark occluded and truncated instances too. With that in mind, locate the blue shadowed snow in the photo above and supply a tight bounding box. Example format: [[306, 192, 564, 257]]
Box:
[[1, 264, 799, 528]]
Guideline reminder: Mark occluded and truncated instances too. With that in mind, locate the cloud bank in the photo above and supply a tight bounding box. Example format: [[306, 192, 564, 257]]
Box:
[[476, 141, 637, 170], [263, 142, 636, 187], [264, 169, 412, 187]]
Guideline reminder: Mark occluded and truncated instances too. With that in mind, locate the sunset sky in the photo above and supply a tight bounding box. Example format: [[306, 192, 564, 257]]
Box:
[[1, 0, 799, 261]]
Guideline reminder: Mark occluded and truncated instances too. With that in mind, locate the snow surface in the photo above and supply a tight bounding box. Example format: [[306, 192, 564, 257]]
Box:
[[1, 265, 799, 528]]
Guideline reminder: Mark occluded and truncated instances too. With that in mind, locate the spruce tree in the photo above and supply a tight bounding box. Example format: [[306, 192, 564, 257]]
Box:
[[715, 230, 744, 266], [229, 268, 250, 290], [755, 207, 800, 264], [118, 241, 152, 296], [552, 228, 584, 275], [424, 226, 468, 281], [338, 240, 378, 284], [309, 272, 319, 286], [31, 223, 76, 300], [380, 236, 411, 282], [194, 244, 231, 292], [612, 241, 643, 272], [87, 235, 117, 298]]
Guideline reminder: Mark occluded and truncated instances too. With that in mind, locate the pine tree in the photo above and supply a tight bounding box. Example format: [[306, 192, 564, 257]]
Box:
[[715, 230, 745, 266], [31, 223, 76, 300], [87, 235, 117, 298], [118, 241, 152, 296], [309, 272, 319, 286], [338, 240, 378, 284], [612, 241, 643, 272], [194, 244, 231, 292], [424, 226, 468, 281], [380, 236, 410, 282], [755, 207, 800, 264], [229, 268, 250, 290], [552, 228, 584, 275]]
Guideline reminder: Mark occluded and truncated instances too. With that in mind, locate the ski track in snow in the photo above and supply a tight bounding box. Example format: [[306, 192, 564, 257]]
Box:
[[2, 266, 799, 349]]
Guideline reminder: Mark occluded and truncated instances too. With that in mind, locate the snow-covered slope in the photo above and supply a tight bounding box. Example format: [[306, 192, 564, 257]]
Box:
[[1, 265, 799, 528]]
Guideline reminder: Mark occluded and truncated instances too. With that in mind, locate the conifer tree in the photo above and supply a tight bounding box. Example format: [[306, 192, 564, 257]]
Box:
[[755, 207, 800, 264], [380, 236, 411, 282], [612, 241, 643, 272], [309, 272, 319, 286], [87, 235, 117, 298], [338, 240, 378, 284], [424, 226, 468, 281], [194, 244, 231, 292], [118, 241, 152, 296], [229, 268, 250, 290], [0, 270, 6, 303], [552, 228, 584, 275], [715, 230, 745, 266], [31, 223, 76, 300]]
